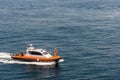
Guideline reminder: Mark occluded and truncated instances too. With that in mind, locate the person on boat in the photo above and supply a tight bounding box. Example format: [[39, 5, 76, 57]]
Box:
[[27, 44, 35, 50], [26, 44, 35, 54], [54, 48, 57, 56], [18, 51, 23, 56]]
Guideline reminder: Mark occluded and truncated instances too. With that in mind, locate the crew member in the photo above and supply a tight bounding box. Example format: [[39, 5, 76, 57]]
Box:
[[54, 48, 57, 56]]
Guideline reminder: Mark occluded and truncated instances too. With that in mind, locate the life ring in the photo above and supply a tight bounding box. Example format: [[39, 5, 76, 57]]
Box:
[[37, 59, 39, 61]]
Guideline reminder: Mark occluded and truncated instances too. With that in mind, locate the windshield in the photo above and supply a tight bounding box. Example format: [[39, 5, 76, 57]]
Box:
[[29, 51, 42, 55]]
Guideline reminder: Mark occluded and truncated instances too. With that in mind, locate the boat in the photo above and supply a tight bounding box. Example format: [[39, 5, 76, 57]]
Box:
[[11, 44, 64, 64]]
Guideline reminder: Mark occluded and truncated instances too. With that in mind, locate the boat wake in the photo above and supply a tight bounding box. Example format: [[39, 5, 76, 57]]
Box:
[[0, 52, 56, 66], [0, 52, 11, 59]]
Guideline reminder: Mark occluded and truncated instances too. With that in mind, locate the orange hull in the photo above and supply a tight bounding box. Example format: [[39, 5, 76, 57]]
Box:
[[11, 54, 62, 62]]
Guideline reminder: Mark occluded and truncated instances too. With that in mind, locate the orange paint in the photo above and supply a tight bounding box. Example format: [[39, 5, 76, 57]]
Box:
[[11, 54, 62, 62]]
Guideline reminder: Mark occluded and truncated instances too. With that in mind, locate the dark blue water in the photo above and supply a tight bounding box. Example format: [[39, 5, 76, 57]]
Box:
[[0, 0, 120, 80]]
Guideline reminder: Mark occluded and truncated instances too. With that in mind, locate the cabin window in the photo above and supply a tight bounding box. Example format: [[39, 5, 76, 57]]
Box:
[[43, 52, 48, 55], [29, 51, 42, 55]]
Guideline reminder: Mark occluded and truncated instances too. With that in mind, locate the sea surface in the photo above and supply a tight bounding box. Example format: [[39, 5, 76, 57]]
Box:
[[0, 0, 120, 80]]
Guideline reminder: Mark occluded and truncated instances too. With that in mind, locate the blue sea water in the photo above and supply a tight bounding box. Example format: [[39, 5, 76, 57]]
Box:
[[0, 0, 120, 80]]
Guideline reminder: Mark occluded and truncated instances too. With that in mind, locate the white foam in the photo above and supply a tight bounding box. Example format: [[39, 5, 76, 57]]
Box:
[[2, 60, 56, 65], [59, 59, 64, 62], [0, 52, 56, 65], [0, 52, 11, 59]]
